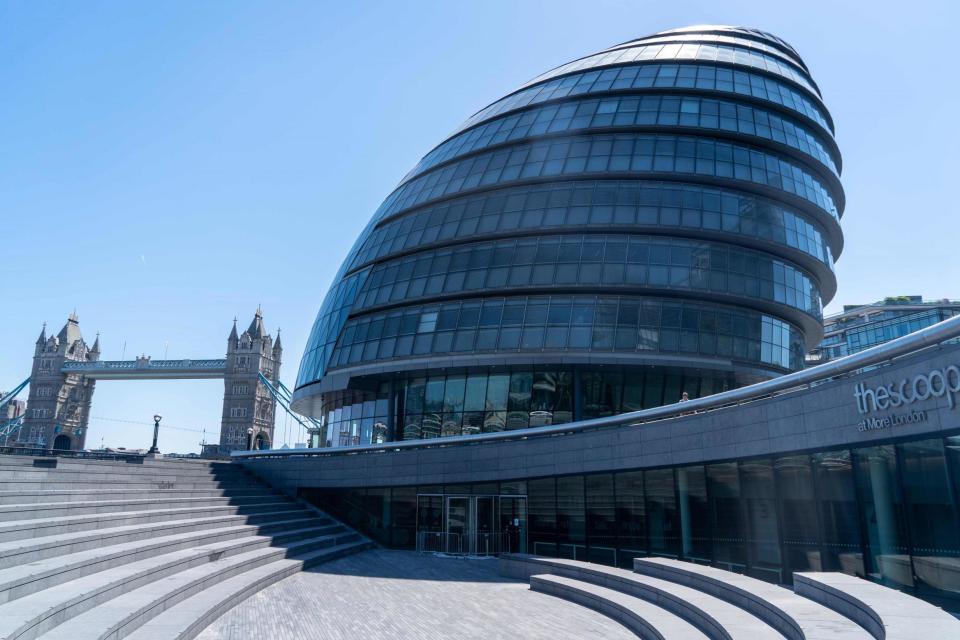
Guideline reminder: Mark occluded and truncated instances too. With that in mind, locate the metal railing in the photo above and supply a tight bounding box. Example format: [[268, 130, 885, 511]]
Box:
[[417, 530, 515, 555], [0, 446, 148, 461], [234, 314, 960, 461]]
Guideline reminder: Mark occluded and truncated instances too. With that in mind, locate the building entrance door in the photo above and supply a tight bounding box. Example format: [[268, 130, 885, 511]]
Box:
[[416, 494, 527, 555], [445, 496, 472, 554]]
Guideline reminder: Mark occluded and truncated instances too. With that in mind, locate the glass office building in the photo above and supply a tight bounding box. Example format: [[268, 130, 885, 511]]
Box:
[[292, 25, 845, 448], [810, 296, 960, 363]]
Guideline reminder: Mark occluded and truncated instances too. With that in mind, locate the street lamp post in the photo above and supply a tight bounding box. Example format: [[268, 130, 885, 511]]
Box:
[[148, 414, 162, 455], [247, 427, 254, 451]]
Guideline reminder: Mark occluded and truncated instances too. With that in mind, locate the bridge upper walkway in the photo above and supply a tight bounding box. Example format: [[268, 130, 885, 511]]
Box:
[[61, 359, 227, 380]]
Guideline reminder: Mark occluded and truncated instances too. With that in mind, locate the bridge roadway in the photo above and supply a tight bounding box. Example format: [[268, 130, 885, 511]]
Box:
[[61, 359, 227, 380]]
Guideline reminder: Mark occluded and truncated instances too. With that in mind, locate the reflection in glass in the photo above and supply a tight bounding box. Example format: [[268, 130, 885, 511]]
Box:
[[646, 468, 679, 557], [586, 474, 616, 565], [529, 477, 557, 557], [898, 439, 960, 596], [812, 450, 863, 576], [741, 458, 781, 582], [557, 475, 586, 560], [776, 455, 820, 572], [678, 465, 710, 563], [855, 445, 913, 588], [707, 462, 746, 572], [616, 471, 646, 568]]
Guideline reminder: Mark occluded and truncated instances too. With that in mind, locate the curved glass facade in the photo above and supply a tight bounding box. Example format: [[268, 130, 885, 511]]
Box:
[[453, 62, 833, 140], [409, 93, 839, 181], [349, 181, 836, 274], [352, 235, 823, 319], [294, 25, 845, 448]]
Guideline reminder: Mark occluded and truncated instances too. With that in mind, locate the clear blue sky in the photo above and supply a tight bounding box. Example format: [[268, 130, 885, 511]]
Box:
[[2, 0, 957, 453]]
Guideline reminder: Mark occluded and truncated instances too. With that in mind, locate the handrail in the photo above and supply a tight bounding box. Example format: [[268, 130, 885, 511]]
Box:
[[233, 313, 960, 460]]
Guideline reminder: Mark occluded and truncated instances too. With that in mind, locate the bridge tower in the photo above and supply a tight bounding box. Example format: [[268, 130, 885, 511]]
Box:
[[21, 313, 98, 450], [214, 309, 282, 455]]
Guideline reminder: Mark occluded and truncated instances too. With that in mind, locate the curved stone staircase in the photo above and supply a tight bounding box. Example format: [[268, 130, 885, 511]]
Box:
[[501, 554, 960, 640], [0, 454, 372, 640]]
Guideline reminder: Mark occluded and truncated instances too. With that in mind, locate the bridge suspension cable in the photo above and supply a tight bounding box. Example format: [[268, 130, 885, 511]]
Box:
[[258, 372, 322, 445], [0, 378, 30, 446], [0, 378, 30, 411], [0, 415, 25, 445]]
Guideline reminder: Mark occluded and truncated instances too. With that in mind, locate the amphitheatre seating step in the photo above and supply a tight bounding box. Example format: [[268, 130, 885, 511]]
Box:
[[0, 501, 303, 542], [0, 521, 340, 604], [0, 460, 249, 478], [0, 455, 370, 639], [0, 494, 291, 522], [633, 557, 872, 640], [0, 461, 248, 478], [0, 488, 277, 506], [0, 529, 358, 640], [500, 554, 782, 639], [3, 480, 261, 492], [0, 512, 327, 569], [37, 539, 370, 640], [530, 573, 709, 639], [121, 541, 374, 640], [0, 455, 229, 473], [793, 572, 960, 640]]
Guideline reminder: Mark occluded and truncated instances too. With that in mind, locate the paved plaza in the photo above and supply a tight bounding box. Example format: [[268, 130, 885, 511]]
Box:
[[196, 549, 635, 640]]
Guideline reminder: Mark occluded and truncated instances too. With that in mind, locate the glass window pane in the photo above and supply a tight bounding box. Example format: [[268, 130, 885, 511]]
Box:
[[586, 474, 616, 565], [557, 475, 586, 560], [615, 470, 646, 568], [741, 458, 782, 583], [812, 450, 863, 576], [898, 438, 960, 597], [707, 462, 746, 572], [775, 455, 820, 573], [678, 465, 710, 563], [854, 445, 912, 589], [529, 477, 557, 557], [646, 467, 679, 557]]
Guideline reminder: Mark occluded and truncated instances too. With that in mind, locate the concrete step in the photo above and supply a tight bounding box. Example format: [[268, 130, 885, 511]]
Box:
[[0, 488, 277, 506], [0, 511, 327, 569], [0, 529, 358, 640], [120, 541, 374, 640], [0, 501, 306, 542], [0, 456, 231, 471], [35, 539, 370, 640], [0, 479, 263, 492], [0, 464, 248, 481], [0, 461, 247, 478], [531, 573, 709, 639], [793, 572, 960, 639], [0, 494, 291, 522], [633, 557, 873, 640], [0, 520, 340, 605], [501, 554, 783, 639]]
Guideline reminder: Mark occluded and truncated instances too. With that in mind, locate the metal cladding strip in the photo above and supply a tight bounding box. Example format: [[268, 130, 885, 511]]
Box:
[[235, 313, 960, 460]]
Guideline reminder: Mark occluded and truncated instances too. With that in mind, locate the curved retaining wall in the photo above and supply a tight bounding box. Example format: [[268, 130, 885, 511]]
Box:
[[242, 341, 960, 492]]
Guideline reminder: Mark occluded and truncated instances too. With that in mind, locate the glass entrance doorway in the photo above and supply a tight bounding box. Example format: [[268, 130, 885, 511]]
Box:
[[416, 494, 526, 555]]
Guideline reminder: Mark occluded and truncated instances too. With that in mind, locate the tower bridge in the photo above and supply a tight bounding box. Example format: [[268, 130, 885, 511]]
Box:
[[1, 310, 309, 455]]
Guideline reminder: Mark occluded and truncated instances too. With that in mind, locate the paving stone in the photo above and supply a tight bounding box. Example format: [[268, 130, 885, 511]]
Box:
[[196, 549, 637, 640]]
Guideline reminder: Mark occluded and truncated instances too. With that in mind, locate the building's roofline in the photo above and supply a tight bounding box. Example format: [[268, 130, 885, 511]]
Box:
[[823, 297, 960, 323]]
